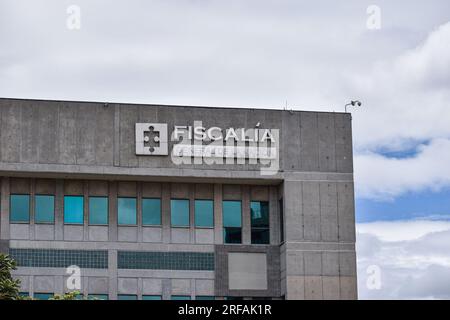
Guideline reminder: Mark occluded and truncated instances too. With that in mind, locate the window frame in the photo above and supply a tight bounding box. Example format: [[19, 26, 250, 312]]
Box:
[[9, 194, 31, 224], [142, 197, 162, 226], [34, 194, 55, 224], [194, 199, 214, 228], [250, 201, 270, 245], [170, 198, 190, 228], [117, 197, 137, 226], [88, 196, 109, 226], [222, 200, 242, 244], [63, 195, 85, 225]]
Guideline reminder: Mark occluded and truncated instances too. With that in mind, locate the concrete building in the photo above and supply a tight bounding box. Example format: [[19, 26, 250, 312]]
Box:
[[0, 98, 357, 300]]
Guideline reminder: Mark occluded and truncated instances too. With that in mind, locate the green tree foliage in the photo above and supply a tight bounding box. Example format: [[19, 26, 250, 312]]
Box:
[[0, 253, 21, 300]]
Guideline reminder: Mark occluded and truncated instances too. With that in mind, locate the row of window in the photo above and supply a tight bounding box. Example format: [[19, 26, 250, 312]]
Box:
[[10, 195, 270, 244], [19, 292, 214, 300]]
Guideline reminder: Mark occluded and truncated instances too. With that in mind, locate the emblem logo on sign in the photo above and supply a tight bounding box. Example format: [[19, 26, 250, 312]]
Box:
[[135, 123, 168, 155]]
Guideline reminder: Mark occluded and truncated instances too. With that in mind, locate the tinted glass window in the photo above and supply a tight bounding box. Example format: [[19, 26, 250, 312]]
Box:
[[196, 296, 215, 300], [118, 294, 137, 300], [34, 293, 53, 300], [143, 295, 162, 300], [35, 195, 55, 223], [222, 201, 241, 227], [89, 197, 108, 225], [194, 200, 214, 227], [250, 201, 270, 244], [10, 194, 30, 223], [64, 196, 84, 224], [171, 199, 190, 227], [87, 294, 108, 300], [118, 197, 137, 225], [171, 295, 191, 300], [142, 198, 161, 225]]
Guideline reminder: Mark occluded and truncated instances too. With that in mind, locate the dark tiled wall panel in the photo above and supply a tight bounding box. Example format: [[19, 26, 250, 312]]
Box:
[[10, 249, 108, 269], [118, 251, 214, 271]]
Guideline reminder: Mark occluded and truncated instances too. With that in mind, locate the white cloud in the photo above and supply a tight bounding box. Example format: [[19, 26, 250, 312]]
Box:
[[354, 138, 450, 200], [357, 220, 450, 299]]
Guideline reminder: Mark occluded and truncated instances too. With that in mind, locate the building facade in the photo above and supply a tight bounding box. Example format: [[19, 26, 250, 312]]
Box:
[[0, 98, 357, 300]]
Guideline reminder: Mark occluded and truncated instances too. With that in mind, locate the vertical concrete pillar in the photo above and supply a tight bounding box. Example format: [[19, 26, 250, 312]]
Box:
[[162, 279, 171, 300], [108, 249, 118, 300], [241, 185, 251, 245], [0, 177, 10, 240], [269, 186, 279, 245], [108, 181, 118, 242], [55, 180, 64, 241], [213, 184, 223, 244], [161, 183, 171, 244]]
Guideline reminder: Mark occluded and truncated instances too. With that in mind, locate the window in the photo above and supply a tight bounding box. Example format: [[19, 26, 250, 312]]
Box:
[[250, 201, 270, 244], [171, 295, 191, 300], [194, 200, 213, 227], [10, 194, 30, 223], [88, 294, 108, 300], [19, 292, 29, 297], [142, 198, 161, 225], [64, 196, 84, 224], [171, 199, 189, 227], [89, 197, 108, 225], [118, 294, 137, 300], [35, 195, 55, 224], [222, 201, 242, 244], [142, 295, 162, 300], [118, 197, 137, 225], [34, 293, 53, 300], [196, 296, 215, 300]]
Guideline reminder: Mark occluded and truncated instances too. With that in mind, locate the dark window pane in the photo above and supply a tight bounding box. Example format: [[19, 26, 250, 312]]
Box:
[[171, 295, 191, 300], [222, 201, 241, 227], [89, 197, 108, 225], [88, 294, 108, 300], [143, 295, 162, 300], [194, 200, 214, 227], [171, 199, 189, 227], [223, 227, 242, 244], [34, 293, 53, 300], [251, 228, 270, 244], [196, 296, 215, 300], [35, 195, 55, 223], [250, 201, 269, 228], [64, 196, 84, 224], [118, 197, 137, 225], [10, 194, 30, 223], [118, 294, 137, 300], [142, 198, 161, 225]]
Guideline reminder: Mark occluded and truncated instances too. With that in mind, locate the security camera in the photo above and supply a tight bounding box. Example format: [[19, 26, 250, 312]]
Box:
[[351, 100, 362, 107]]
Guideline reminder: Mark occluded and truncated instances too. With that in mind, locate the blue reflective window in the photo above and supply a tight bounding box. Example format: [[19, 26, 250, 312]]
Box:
[[143, 295, 162, 300], [223, 201, 241, 227], [35, 195, 54, 224], [142, 198, 161, 225], [88, 294, 108, 300], [251, 201, 270, 244], [194, 200, 214, 227], [118, 294, 137, 300], [171, 295, 191, 300], [223, 201, 242, 244], [34, 293, 53, 300], [196, 296, 215, 300], [118, 197, 137, 225], [64, 196, 84, 224], [89, 197, 108, 225], [10, 194, 30, 223], [171, 199, 190, 227]]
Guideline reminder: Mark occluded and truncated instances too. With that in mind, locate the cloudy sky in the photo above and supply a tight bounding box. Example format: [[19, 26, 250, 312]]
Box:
[[1, 0, 450, 299]]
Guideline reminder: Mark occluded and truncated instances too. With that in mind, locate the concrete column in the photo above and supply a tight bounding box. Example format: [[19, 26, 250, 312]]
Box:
[[29, 178, 35, 240], [83, 180, 89, 241], [137, 182, 143, 243], [161, 183, 171, 243], [162, 279, 171, 300], [269, 186, 279, 245], [55, 180, 64, 241], [241, 185, 251, 245], [108, 181, 118, 242], [213, 184, 223, 244], [108, 250, 118, 300], [0, 177, 10, 240]]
